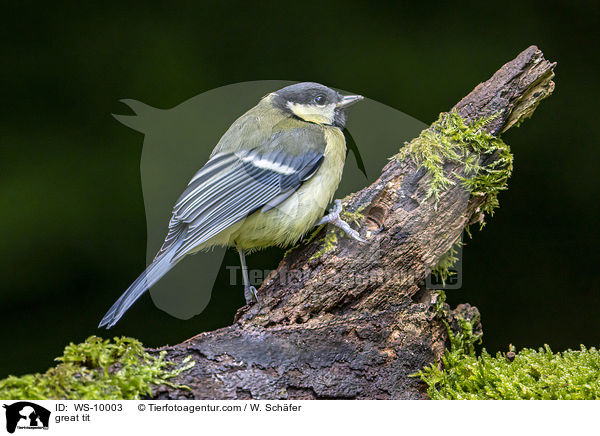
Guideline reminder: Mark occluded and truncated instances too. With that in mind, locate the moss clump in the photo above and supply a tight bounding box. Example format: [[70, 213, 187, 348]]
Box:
[[416, 318, 600, 399], [399, 110, 513, 217], [0, 336, 194, 400]]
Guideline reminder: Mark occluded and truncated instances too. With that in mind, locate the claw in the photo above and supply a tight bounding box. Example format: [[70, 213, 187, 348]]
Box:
[[238, 246, 259, 305], [317, 199, 368, 243], [244, 285, 258, 304]]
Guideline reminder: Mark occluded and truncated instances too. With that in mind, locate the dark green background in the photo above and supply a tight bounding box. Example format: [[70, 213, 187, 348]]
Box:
[[2, 1, 599, 378]]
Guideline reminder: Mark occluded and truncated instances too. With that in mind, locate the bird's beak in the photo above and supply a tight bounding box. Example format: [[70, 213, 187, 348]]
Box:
[[336, 94, 364, 108]]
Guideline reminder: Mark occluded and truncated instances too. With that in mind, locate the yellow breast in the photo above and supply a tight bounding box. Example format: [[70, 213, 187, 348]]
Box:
[[227, 126, 347, 251]]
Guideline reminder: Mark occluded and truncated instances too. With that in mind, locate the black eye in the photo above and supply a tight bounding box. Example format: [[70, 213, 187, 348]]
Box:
[[314, 95, 327, 106]]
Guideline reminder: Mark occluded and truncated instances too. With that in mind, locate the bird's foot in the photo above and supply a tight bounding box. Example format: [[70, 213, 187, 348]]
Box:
[[317, 199, 368, 243], [244, 285, 258, 304]]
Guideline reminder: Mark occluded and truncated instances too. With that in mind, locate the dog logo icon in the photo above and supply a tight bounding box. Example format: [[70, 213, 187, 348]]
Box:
[[2, 402, 50, 433]]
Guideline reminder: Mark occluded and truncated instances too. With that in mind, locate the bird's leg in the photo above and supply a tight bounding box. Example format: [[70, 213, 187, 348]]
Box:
[[317, 199, 368, 243], [237, 246, 258, 304]]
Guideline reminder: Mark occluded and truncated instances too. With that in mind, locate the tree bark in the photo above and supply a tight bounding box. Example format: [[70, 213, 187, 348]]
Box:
[[150, 46, 556, 400]]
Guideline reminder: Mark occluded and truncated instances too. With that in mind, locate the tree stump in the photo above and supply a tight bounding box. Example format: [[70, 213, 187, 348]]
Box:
[[150, 46, 556, 400]]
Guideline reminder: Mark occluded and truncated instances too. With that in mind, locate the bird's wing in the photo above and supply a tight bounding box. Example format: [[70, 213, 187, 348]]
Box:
[[158, 127, 327, 260], [100, 126, 327, 329]]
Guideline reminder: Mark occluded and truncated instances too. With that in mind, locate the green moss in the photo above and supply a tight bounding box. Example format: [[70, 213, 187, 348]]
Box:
[[309, 228, 338, 260], [0, 336, 194, 400], [431, 241, 461, 285], [416, 317, 600, 399], [399, 110, 513, 217], [340, 203, 366, 226], [432, 290, 448, 318]]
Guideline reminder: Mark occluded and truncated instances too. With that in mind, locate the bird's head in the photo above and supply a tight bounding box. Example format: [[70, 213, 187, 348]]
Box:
[[269, 82, 363, 129]]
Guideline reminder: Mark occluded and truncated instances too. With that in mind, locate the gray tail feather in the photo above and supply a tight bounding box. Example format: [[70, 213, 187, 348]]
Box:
[[98, 245, 181, 329]]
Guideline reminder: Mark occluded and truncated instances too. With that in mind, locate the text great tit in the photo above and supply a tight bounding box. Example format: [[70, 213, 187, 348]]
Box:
[[99, 82, 364, 328]]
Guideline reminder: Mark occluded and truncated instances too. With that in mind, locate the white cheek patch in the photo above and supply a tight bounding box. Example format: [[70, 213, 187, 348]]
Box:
[[287, 102, 336, 125]]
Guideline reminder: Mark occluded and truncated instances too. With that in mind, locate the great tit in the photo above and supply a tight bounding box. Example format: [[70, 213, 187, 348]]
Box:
[[99, 82, 364, 328]]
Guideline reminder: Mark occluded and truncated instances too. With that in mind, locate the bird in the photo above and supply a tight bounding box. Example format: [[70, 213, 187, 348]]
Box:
[[99, 82, 365, 328]]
